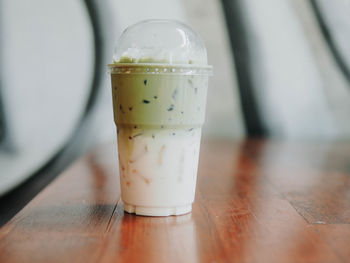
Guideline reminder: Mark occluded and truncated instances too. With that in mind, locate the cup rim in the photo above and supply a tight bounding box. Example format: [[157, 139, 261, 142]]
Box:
[[108, 63, 213, 76]]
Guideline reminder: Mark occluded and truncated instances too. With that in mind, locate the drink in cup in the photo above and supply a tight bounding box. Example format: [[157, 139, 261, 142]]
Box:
[[108, 20, 212, 216]]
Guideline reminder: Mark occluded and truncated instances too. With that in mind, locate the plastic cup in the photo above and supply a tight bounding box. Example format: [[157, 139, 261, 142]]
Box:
[[108, 20, 212, 216]]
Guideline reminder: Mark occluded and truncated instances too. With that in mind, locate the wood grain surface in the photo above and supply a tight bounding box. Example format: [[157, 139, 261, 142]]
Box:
[[0, 139, 350, 263]]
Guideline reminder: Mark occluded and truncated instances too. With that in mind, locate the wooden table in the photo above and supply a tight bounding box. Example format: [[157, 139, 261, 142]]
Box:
[[0, 139, 350, 263]]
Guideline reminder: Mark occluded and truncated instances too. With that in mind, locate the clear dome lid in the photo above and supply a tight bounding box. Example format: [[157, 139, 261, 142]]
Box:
[[112, 20, 209, 66]]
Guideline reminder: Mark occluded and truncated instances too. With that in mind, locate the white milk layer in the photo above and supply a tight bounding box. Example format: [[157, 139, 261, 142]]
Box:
[[117, 125, 201, 215]]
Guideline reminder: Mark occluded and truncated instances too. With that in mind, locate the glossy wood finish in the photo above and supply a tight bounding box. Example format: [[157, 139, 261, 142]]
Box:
[[1, 139, 350, 263]]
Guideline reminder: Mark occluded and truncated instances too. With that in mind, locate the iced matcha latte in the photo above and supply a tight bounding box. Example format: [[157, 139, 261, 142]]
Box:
[[109, 20, 212, 216]]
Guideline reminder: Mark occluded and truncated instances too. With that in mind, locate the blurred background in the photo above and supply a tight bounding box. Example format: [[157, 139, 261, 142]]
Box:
[[0, 0, 349, 225]]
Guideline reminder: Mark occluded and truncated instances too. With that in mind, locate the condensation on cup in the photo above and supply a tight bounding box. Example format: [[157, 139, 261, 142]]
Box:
[[108, 20, 212, 216]]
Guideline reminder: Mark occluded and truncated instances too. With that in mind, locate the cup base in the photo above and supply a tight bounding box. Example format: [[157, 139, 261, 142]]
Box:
[[123, 202, 192, 216]]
